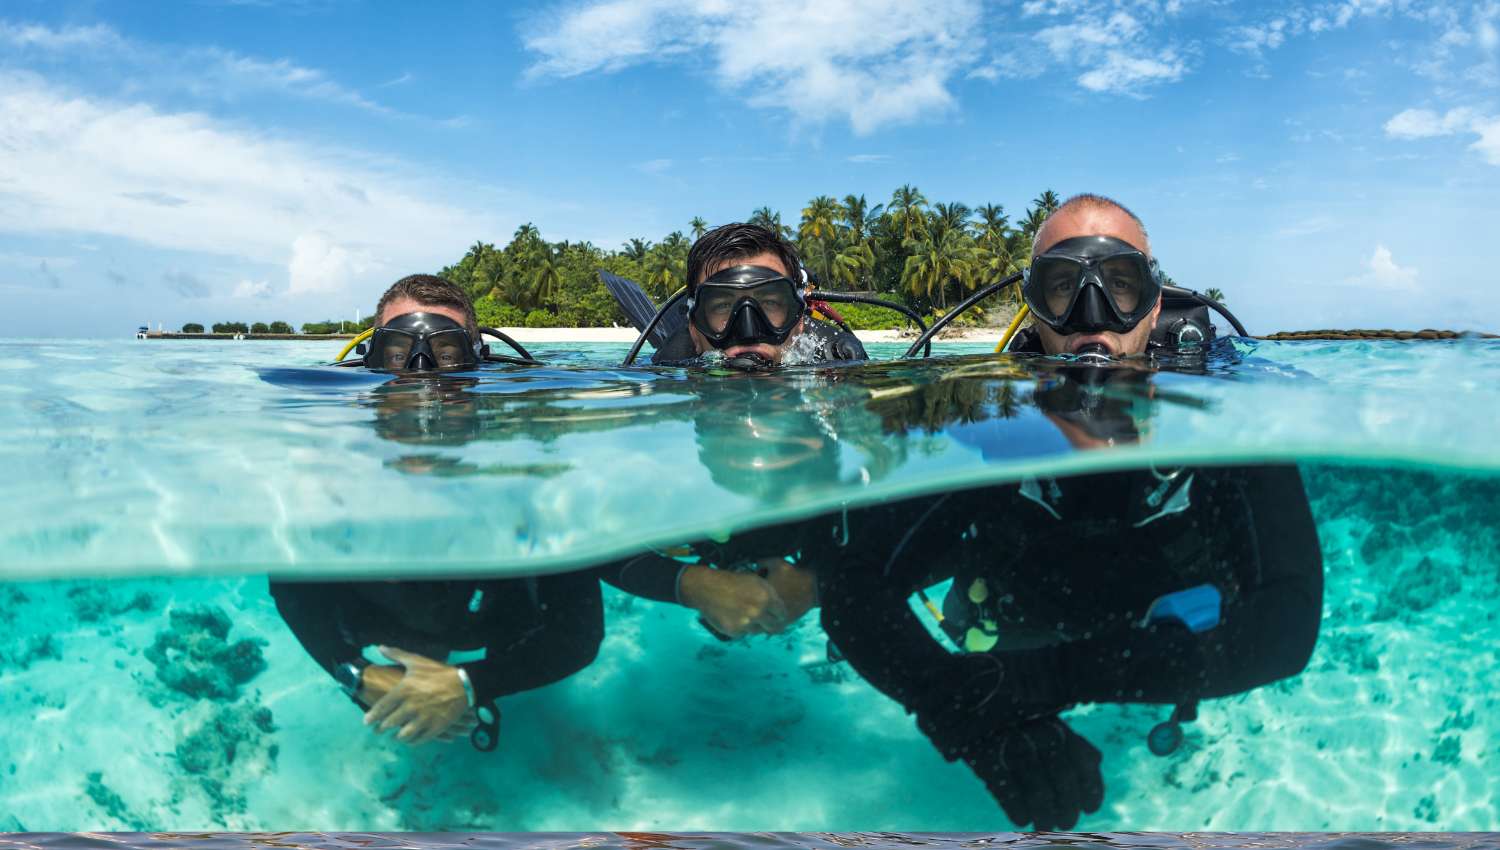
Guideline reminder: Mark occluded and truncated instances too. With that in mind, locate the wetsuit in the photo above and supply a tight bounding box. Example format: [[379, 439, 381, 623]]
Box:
[[811, 464, 1323, 829], [649, 317, 867, 365], [269, 572, 605, 710]]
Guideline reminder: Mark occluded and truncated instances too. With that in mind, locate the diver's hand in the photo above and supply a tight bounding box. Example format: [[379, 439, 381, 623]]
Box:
[[354, 663, 403, 707], [679, 565, 790, 637], [363, 646, 470, 746], [763, 559, 818, 625], [952, 715, 1103, 831]]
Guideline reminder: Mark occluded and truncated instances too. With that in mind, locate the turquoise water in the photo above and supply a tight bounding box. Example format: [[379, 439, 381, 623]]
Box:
[[0, 338, 1496, 830]]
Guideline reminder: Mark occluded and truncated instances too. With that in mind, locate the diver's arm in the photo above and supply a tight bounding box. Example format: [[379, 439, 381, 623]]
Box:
[[596, 552, 689, 604], [268, 579, 364, 678], [458, 571, 604, 706]]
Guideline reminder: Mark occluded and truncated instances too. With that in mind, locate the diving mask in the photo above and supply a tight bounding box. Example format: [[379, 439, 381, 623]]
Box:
[[688, 265, 806, 350], [1023, 236, 1163, 336], [362, 312, 484, 372]]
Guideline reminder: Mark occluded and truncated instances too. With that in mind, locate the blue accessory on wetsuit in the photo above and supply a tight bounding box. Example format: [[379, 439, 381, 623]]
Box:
[[1144, 584, 1221, 634], [1143, 584, 1221, 757]]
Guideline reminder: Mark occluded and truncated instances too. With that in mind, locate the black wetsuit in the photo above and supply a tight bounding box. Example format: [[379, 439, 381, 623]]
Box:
[[269, 560, 687, 708], [269, 573, 605, 708], [649, 318, 867, 365], [811, 464, 1323, 829]]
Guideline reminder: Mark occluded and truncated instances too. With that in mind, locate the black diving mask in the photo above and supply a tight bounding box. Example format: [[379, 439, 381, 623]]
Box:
[[362, 312, 484, 372], [688, 265, 806, 350], [1023, 236, 1163, 336], [1032, 365, 1152, 445]]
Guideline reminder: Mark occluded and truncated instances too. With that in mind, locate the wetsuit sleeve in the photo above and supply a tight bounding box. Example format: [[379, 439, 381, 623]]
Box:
[[649, 326, 700, 365], [459, 570, 604, 706], [268, 578, 362, 678], [596, 552, 688, 604]]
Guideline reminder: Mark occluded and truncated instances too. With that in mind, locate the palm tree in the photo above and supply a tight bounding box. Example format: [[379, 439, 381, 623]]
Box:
[[799, 195, 841, 287], [841, 194, 883, 247], [527, 248, 562, 310], [1032, 190, 1061, 218], [643, 244, 686, 299], [829, 242, 874, 290], [622, 238, 652, 262], [932, 202, 973, 241], [749, 207, 789, 239], [887, 184, 929, 241], [902, 227, 978, 310], [974, 204, 1009, 248], [1204, 287, 1227, 305], [690, 216, 709, 241]]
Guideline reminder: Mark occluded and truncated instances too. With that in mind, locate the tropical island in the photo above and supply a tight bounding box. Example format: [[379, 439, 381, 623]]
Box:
[[170, 186, 1224, 337]]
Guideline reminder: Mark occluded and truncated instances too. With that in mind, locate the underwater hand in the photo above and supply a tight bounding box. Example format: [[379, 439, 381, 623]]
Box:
[[957, 715, 1103, 830], [363, 646, 469, 746], [679, 566, 790, 638], [354, 664, 403, 707], [763, 560, 818, 625]]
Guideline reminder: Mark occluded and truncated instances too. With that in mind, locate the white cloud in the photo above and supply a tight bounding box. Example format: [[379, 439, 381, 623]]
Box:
[[1384, 105, 1500, 165], [847, 153, 892, 163], [1216, 152, 1242, 163], [288, 232, 378, 295], [1364, 244, 1418, 289], [1032, 8, 1189, 95], [523, 0, 983, 134], [1384, 106, 1477, 137], [1077, 49, 1187, 93], [1276, 216, 1337, 238], [0, 74, 496, 295], [232, 279, 274, 299], [0, 21, 121, 50]]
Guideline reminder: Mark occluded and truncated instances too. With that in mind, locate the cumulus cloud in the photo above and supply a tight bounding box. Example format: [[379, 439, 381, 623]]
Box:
[[232, 279, 274, 299], [0, 74, 494, 296], [1362, 244, 1419, 290], [523, 0, 983, 134], [1384, 106, 1500, 164], [288, 232, 377, 295], [1032, 8, 1190, 95]]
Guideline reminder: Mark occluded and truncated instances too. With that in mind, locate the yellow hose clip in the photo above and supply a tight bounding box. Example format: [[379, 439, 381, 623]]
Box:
[[335, 328, 374, 362], [996, 304, 1030, 353]]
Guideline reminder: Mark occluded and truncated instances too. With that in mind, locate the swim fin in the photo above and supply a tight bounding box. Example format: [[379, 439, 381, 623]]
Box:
[[599, 269, 689, 350]]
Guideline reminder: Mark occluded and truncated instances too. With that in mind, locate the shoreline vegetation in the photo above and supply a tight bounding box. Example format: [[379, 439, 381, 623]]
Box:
[[176, 187, 1221, 339], [139, 325, 1010, 343]]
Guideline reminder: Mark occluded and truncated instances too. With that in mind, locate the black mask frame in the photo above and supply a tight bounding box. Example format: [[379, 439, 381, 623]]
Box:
[[1023, 236, 1164, 335], [362, 312, 484, 372], [687, 265, 806, 350]]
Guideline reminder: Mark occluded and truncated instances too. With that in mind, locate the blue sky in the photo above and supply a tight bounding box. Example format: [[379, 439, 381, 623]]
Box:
[[1, 0, 1497, 337]]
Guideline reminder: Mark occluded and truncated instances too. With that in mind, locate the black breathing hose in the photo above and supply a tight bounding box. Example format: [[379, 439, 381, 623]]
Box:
[[902, 272, 1025, 358]]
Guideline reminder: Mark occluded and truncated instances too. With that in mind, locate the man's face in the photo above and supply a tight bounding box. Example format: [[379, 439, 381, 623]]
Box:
[[1031, 208, 1160, 357], [688, 252, 803, 365]]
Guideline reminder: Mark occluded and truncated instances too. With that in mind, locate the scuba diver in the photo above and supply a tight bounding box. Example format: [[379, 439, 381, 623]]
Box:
[[648, 223, 867, 369], [343, 273, 539, 372], [272, 274, 593, 752], [799, 197, 1321, 830]]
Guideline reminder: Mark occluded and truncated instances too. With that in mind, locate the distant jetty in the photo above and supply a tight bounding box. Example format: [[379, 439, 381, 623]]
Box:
[[137, 331, 358, 341]]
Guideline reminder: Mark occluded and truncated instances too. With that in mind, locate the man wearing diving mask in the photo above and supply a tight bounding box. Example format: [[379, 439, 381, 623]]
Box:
[[650, 223, 866, 369], [362, 274, 488, 372], [1014, 195, 1164, 359]]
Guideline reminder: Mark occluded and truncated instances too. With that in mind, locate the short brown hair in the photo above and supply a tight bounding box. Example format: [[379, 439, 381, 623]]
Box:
[[374, 274, 478, 335], [686, 223, 803, 292]]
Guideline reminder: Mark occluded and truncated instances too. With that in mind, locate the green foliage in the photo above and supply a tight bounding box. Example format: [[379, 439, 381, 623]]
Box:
[[1204, 287, 1227, 305], [428, 186, 1064, 327], [182, 323, 204, 334], [268, 321, 293, 334], [211, 322, 248, 334], [250, 322, 270, 334]]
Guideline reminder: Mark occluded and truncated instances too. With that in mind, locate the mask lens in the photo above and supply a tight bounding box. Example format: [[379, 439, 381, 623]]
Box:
[[428, 332, 471, 368], [746, 282, 795, 328], [697, 287, 741, 334], [375, 333, 415, 369], [1032, 257, 1084, 319], [1100, 256, 1148, 314]]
